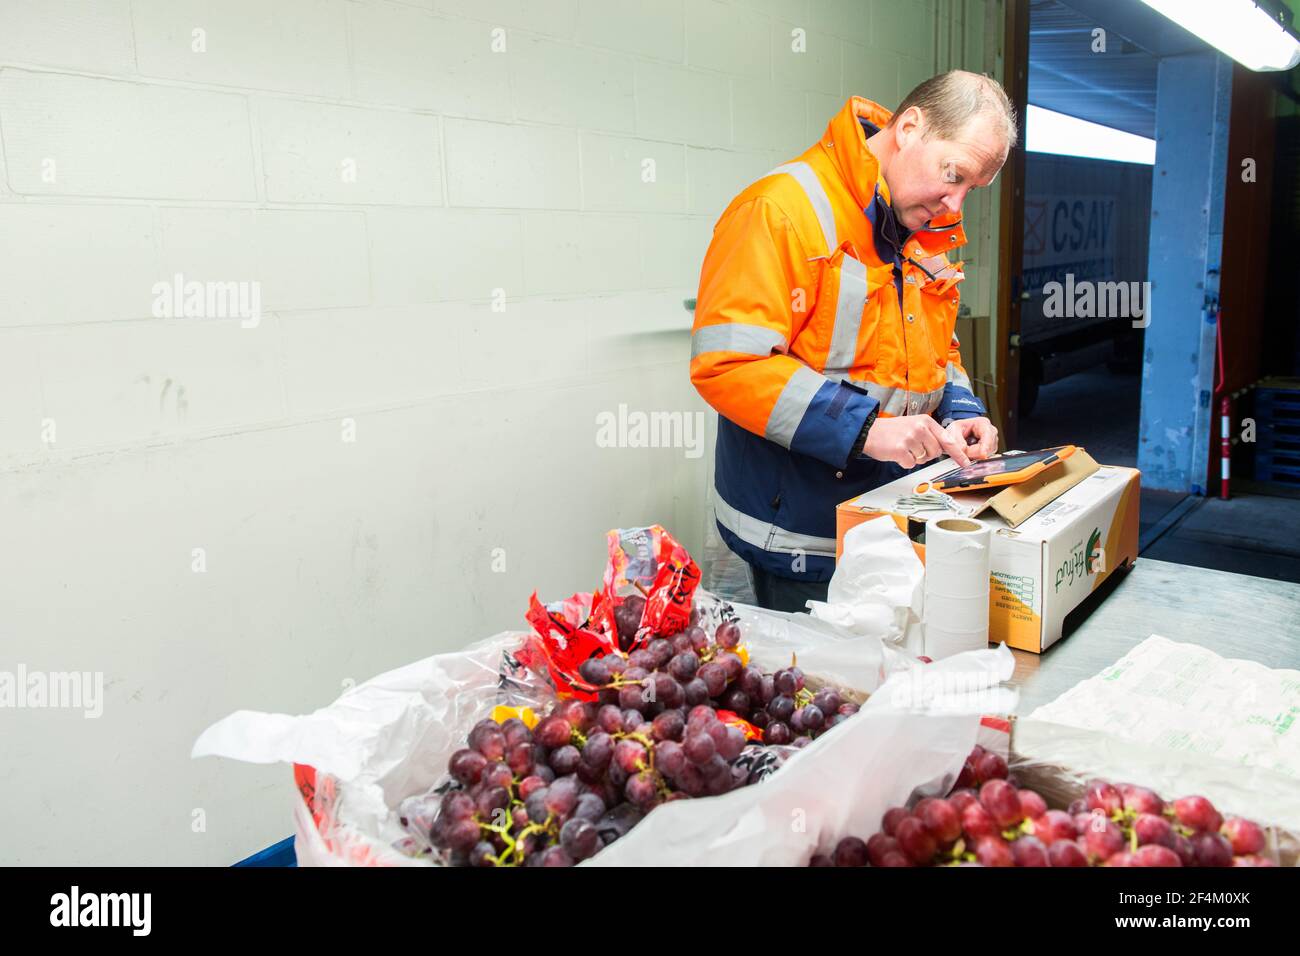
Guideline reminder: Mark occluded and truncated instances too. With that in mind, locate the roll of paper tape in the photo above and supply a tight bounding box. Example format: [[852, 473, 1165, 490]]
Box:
[[922, 517, 991, 659]]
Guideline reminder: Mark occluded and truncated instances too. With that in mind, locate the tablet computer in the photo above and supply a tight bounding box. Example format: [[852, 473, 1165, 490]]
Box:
[[914, 445, 1077, 494]]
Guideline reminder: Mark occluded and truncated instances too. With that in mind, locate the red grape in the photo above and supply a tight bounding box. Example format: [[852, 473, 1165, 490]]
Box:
[[549, 744, 581, 776], [482, 761, 514, 790], [697, 662, 727, 697], [683, 732, 716, 765], [596, 705, 623, 734], [975, 751, 1008, 783], [955, 759, 978, 790], [539, 846, 575, 867], [716, 652, 744, 681], [517, 775, 546, 799], [1033, 809, 1076, 845], [444, 819, 482, 852], [614, 738, 647, 774], [1047, 840, 1088, 867], [1172, 795, 1222, 833], [440, 791, 475, 821], [1085, 819, 1125, 862], [581, 732, 613, 770], [919, 799, 962, 845], [1084, 779, 1122, 815], [1010, 835, 1049, 867], [1133, 812, 1175, 848], [961, 802, 998, 841], [1132, 844, 1182, 867], [1018, 789, 1047, 820], [655, 739, 686, 778], [833, 836, 869, 867], [667, 652, 699, 681], [1221, 817, 1265, 856], [560, 818, 600, 860], [974, 835, 1014, 867], [878, 851, 914, 867], [764, 721, 792, 745], [1192, 832, 1233, 867], [882, 807, 909, 837], [499, 717, 531, 748], [768, 695, 796, 722], [534, 715, 573, 749], [717, 725, 746, 761], [1231, 854, 1276, 867], [948, 788, 978, 815], [651, 709, 685, 742], [895, 816, 938, 865], [506, 741, 535, 776], [1119, 784, 1164, 816], [715, 621, 741, 648], [979, 779, 1024, 828], [867, 832, 901, 867], [449, 749, 488, 785]]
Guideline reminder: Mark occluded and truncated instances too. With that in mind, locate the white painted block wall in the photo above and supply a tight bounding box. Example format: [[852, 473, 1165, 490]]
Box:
[[0, 0, 992, 865]]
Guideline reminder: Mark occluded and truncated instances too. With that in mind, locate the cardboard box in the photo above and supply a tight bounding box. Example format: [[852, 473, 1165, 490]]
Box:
[[836, 455, 1141, 653]]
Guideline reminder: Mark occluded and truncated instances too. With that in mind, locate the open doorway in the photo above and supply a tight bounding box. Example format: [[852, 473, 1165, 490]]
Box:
[[1012, 0, 1188, 539]]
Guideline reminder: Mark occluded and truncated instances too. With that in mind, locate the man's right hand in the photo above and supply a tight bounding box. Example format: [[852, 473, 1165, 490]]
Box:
[[862, 414, 972, 469]]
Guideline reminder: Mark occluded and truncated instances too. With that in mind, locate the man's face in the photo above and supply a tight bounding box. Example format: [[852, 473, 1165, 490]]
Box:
[[884, 109, 1007, 233]]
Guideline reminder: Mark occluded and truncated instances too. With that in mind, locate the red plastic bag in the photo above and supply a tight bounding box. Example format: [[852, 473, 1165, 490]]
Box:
[[518, 590, 615, 700], [603, 525, 701, 642]]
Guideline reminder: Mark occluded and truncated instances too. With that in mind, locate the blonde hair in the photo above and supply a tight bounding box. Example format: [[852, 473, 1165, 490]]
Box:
[[891, 70, 1018, 151]]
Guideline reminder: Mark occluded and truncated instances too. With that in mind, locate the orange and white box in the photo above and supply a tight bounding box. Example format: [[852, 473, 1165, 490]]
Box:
[[836, 462, 1140, 653]]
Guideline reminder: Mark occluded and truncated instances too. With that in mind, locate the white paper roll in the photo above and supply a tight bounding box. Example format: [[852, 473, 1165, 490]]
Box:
[[922, 517, 991, 659], [926, 626, 990, 661]]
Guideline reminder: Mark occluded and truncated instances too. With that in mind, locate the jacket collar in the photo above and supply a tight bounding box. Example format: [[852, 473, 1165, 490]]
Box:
[[820, 96, 965, 253]]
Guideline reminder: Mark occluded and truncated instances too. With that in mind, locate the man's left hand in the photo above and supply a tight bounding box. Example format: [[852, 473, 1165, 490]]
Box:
[[944, 417, 998, 460]]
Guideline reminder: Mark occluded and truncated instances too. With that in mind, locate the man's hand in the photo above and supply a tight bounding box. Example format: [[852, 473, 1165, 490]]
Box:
[[863, 415, 974, 469], [943, 417, 999, 460]]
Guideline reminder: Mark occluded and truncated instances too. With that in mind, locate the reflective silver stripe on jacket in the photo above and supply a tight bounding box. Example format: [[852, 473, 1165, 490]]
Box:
[[823, 253, 867, 373], [822, 374, 945, 417], [713, 488, 839, 558], [691, 323, 789, 360], [945, 360, 973, 391], [767, 161, 870, 378], [765, 364, 824, 448], [766, 161, 837, 254]]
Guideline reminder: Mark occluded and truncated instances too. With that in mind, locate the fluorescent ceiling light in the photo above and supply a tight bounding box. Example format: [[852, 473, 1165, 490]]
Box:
[[1140, 0, 1300, 71], [1025, 105, 1156, 165]]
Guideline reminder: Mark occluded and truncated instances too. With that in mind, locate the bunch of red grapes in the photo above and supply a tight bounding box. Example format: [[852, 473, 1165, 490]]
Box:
[[414, 597, 861, 866], [816, 744, 1277, 867]]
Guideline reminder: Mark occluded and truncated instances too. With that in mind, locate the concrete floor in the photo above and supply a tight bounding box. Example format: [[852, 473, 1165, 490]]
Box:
[[1019, 366, 1300, 584]]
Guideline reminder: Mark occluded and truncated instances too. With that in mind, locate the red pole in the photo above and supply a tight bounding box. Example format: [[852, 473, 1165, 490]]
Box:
[[1219, 394, 1231, 500]]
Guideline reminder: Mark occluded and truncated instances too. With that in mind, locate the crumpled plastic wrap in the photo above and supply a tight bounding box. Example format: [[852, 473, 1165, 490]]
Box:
[[193, 596, 1017, 866], [806, 514, 926, 654]]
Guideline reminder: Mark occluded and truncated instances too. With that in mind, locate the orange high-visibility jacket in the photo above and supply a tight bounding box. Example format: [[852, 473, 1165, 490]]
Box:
[[691, 95, 986, 581]]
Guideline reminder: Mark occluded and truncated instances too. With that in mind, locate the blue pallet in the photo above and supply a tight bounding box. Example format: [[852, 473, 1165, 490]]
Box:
[[233, 836, 297, 867], [1257, 425, 1300, 452], [1256, 455, 1300, 484], [1250, 385, 1300, 487], [1255, 390, 1300, 420]]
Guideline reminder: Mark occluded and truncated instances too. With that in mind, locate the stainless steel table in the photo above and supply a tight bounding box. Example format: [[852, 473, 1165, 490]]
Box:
[[1009, 558, 1300, 714]]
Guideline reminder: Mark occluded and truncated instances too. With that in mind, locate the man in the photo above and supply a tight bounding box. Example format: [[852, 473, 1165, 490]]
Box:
[[690, 71, 1016, 613]]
